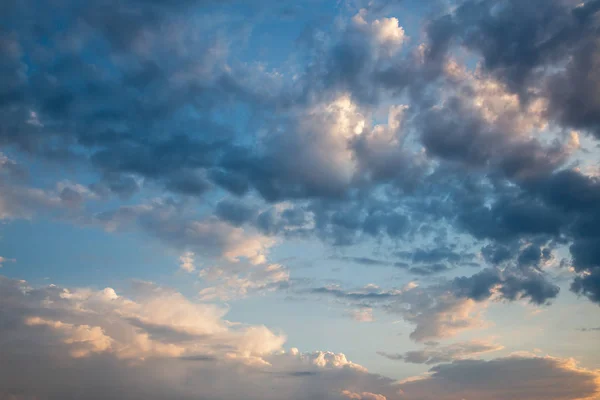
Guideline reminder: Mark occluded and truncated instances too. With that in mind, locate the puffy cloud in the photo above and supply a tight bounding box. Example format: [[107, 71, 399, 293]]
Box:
[[96, 200, 276, 265], [24, 317, 113, 358], [0, 275, 284, 362], [347, 308, 375, 323], [341, 390, 387, 400], [0, 276, 410, 400], [178, 251, 196, 273], [418, 62, 572, 182], [396, 293, 485, 342], [352, 9, 406, 56]]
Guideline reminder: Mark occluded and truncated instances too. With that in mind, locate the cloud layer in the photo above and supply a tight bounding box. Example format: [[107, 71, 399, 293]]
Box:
[[1, 276, 599, 400]]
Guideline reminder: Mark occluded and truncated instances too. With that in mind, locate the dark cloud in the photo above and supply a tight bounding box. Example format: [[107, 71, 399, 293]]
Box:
[[409, 263, 451, 276], [424, 0, 600, 138], [481, 244, 513, 265], [453, 267, 560, 305], [1, 0, 600, 311], [334, 256, 394, 267], [578, 326, 600, 332], [216, 199, 258, 227]]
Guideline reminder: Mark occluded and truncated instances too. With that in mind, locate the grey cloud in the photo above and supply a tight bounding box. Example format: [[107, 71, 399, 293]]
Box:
[[408, 263, 451, 276], [452, 267, 560, 305], [481, 243, 513, 265], [307, 263, 559, 342], [334, 256, 394, 267], [397, 356, 600, 400], [578, 326, 600, 332], [378, 340, 503, 365], [216, 199, 258, 227], [1, 0, 600, 309], [425, 0, 600, 138]]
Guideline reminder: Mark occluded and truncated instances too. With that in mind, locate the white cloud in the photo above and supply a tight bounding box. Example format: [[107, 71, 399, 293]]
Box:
[[0, 276, 284, 362], [372, 18, 405, 48], [352, 9, 406, 56], [0, 256, 15, 268], [341, 390, 387, 400], [25, 316, 113, 358], [179, 251, 196, 273], [348, 308, 374, 323], [199, 263, 289, 301]]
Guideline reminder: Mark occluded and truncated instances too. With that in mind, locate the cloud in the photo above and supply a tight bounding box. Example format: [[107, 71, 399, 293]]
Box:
[[179, 251, 196, 273], [24, 316, 113, 358], [0, 0, 599, 348], [2, 275, 598, 400], [334, 256, 394, 267], [341, 390, 387, 400], [308, 283, 486, 342], [347, 308, 374, 323], [396, 355, 600, 400], [198, 263, 290, 301], [0, 256, 15, 268], [96, 200, 276, 265], [308, 261, 560, 342], [0, 275, 284, 363], [0, 275, 409, 400], [578, 327, 600, 332], [377, 340, 504, 365]]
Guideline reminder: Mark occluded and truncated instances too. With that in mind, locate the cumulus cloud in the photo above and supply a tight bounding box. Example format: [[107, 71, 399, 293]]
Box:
[[347, 308, 375, 323], [96, 200, 276, 265], [179, 251, 196, 273], [25, 316, 113, 358], [0, 5, 600, 400], [0, 275, 285, 363], [341, 390, 387, 400], [0, 275, 407, 400], [2, 0, 597, 307]]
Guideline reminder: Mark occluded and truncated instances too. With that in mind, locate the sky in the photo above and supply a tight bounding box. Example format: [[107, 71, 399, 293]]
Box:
[[1, 0, 600, 399]]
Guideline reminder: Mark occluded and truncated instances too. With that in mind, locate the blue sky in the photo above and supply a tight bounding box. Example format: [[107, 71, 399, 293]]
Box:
[[1, 0, 600, 399]]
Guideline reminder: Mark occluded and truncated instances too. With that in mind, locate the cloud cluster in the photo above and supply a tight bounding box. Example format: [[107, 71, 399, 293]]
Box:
[[1, 275, 599, 400], [0, 276, 285, 364], [2, 0, 600, 307], [2, 1, 600, 398], [310, 258, 563, 342]]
